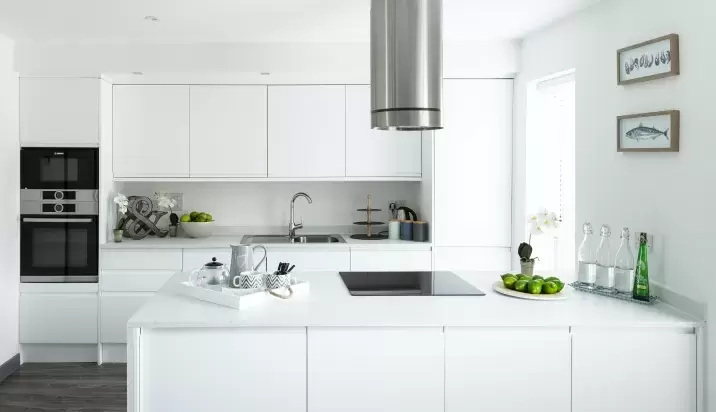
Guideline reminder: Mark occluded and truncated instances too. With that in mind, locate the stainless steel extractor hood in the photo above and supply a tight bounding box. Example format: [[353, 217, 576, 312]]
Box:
[[371, 0, 443, 131]]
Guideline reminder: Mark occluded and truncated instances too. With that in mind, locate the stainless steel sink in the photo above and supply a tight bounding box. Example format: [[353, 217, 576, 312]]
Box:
[[241, 234, 346, 244]]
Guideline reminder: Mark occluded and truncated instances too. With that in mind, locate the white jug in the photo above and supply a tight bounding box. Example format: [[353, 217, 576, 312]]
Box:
[[229, 244, 267, 278]]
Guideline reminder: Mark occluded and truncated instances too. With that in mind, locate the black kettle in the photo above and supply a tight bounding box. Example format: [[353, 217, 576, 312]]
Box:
[[396, 206, 418, 221]]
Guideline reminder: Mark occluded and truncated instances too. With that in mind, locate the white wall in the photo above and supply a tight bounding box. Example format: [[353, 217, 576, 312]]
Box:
[[0, 34, 20, 365], [515, 0, 713, 408], [120, 182, 420, 231]]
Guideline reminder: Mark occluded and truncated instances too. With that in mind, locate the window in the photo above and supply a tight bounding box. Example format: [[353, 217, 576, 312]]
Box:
[[525, 71, 575, 279]]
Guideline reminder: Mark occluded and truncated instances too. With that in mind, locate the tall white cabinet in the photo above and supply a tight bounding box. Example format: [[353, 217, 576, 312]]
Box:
[[189, 86, 268, 177], [113, 85, 190, 178], [345, 85, 422, 177], [267, 86, 346, 178], [434, 79, 513, 271]]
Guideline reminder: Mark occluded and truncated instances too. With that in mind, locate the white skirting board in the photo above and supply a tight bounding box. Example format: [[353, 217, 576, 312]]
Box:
[[20, 344, 98, 363], [102, 343, 128, 363]]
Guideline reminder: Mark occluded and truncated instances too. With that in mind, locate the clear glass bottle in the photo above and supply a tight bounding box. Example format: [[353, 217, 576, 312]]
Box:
[[613, 228, 635, 294], [577, 222, 597, 287], [595, 224, 614, 290]]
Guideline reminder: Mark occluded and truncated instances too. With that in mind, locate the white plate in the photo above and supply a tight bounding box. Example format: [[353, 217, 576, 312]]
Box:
[[492, 281, 567, 301]]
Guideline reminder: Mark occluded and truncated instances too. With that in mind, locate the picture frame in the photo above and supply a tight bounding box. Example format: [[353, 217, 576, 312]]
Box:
[[617, 110, 680, 152], [617, 34, 679, 85]]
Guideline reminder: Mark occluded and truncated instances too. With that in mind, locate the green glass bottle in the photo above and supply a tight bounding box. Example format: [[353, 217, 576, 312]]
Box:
[[632, 232, 650, 301]]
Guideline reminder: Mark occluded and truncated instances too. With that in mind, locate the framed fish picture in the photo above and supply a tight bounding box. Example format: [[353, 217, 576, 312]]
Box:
[[617, 110, 680, 152], [617, 34, 679, 85]]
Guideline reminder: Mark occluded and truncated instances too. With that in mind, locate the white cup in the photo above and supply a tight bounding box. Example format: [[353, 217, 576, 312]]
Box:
[[236, 271, 265, 289], [388, 220, 400, 240]]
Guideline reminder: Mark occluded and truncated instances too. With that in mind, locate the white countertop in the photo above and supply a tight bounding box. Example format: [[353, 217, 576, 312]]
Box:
[[127, 271, 701, 329], [101, 234, 430, 250]]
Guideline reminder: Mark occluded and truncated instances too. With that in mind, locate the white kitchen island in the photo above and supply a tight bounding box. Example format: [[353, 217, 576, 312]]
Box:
[[127, 271, 702, 412]]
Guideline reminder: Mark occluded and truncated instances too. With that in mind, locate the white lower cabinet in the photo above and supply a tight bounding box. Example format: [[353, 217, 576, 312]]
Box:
[[182, 248, 232, 271], [267, 249, 350, 272], [20, 292, 98, 344], [572, 328, 696, 412], [350, 250, 432, 271], [100, 293, 153, 343], [308, 327, 444, 412], [445, 327, 571, 412]]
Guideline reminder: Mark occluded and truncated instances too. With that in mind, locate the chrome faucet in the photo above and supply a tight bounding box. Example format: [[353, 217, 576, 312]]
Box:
[[289, 192, 313, 239]]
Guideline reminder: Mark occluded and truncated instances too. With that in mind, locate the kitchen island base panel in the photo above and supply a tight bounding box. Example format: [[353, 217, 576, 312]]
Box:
[[445, 327, 571, 412], [308, 327, 445, 412], [572, 328, 697, 412], [126, 271, 701, 412], [136, 327, 306, 412]]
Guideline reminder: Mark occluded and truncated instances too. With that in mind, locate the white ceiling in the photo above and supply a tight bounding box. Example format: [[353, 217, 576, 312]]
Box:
[[0, 0, 600, 43]]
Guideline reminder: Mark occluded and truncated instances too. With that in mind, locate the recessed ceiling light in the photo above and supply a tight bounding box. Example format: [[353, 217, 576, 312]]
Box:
[[144, 16, 160, 22], [132, 72, 144, 76]]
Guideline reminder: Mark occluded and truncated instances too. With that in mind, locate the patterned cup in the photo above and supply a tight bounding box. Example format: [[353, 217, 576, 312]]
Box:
[[266, 273, 292, 290], [236, 271, 265, 289]]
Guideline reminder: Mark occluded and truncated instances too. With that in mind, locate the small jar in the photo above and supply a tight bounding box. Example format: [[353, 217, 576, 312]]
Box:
[[520, 260, 535, 276]]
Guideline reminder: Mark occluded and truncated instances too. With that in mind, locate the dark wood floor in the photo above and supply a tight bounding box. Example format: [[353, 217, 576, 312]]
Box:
[[0, 363, 126, 412]]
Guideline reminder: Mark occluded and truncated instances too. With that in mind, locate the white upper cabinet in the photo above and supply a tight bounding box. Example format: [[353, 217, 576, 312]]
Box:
[[268, 86, 346, 178], [434, 79, 513, 247], [190, 86, 268, 177], [20, 78, 100, 147], [113, 85, 190, 178], [345, 85, 421, 178]]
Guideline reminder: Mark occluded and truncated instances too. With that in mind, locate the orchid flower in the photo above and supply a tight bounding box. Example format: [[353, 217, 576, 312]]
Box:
[[113, 193, 128, 215], [154, 192, 177, 212]]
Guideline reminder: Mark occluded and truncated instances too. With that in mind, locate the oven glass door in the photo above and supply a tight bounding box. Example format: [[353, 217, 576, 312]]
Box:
[[20, 215, 98, 281], [21, 148, 98, 190]]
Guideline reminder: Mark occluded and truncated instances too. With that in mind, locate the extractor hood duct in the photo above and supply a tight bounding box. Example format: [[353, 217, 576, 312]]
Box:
[[371, 0, 443, 131]]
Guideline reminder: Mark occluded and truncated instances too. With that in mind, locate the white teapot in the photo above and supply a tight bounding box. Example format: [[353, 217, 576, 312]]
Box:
[[191, 257, 229, 288]]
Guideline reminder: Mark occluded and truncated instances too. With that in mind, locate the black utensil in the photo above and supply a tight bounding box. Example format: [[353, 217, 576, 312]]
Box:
[[287, 265, 295, 274]]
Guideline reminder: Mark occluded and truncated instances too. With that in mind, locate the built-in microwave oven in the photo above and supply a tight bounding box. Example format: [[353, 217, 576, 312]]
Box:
[[21, 148, 98, 190]]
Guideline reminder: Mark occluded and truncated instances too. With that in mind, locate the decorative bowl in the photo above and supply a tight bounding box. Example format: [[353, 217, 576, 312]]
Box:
[[181, 221, 215, 238]]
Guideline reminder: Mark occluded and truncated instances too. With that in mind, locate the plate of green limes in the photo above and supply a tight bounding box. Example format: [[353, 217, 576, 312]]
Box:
[[492, 273, 568, 300]]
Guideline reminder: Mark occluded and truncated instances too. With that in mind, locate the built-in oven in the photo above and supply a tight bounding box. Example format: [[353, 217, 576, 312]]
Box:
[[21, 148, 98, 190], [20, 192, 99, 283]]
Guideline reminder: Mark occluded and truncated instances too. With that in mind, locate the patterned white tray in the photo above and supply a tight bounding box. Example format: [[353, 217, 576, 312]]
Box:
[[172, 278, 310, 310]]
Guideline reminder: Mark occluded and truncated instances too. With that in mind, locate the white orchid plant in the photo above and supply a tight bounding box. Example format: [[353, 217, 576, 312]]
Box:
[[113, 193, 129, 231], [154, 192, 179, 226], [519, 208, 560, 263]]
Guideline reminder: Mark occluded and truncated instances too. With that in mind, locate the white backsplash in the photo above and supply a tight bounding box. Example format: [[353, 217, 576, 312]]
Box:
[[118, 181, 421, 228]]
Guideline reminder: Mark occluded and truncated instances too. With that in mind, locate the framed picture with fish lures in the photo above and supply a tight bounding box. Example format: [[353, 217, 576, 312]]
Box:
[[617, 110, 680, 152], [617, 34, 679, 85]]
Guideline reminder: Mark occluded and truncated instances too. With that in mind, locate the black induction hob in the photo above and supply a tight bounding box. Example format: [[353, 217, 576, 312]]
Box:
[[339, 271, 486, 296]]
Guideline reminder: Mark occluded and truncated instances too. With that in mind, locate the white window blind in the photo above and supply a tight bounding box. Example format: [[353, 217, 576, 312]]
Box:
[[526, 71, 575, 278]]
